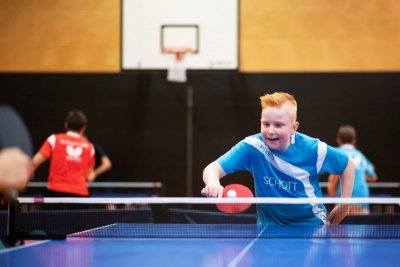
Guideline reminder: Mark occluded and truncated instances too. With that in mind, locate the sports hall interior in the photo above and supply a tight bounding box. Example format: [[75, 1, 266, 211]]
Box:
[[1, 0, 399, 196]]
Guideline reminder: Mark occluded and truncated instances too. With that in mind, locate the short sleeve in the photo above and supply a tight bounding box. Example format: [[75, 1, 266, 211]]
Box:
[[319, 145, 349, 175], [217, 141, 250, 174], [38, 135, 55, 158]]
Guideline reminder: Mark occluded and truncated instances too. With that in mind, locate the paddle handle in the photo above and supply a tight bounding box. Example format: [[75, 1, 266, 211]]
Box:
[[200, 186, 224, 197]]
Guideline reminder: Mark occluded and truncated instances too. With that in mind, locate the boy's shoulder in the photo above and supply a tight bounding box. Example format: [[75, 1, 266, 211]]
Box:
[[240, 133, 262, 142], [291, 132, 327, 154], [294, 132, 320, 146], [250, 133, 263, 139]]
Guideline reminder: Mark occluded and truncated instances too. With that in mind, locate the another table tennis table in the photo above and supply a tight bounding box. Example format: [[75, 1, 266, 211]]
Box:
[[21, 181, 165, 197], [1, 223, 399, 267]]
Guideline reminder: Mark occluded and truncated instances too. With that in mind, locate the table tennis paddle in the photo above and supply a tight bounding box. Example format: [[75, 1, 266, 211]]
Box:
[[202, 184, 254, 214], [0, 105, 33, 157], [0, 104, 33, 199]]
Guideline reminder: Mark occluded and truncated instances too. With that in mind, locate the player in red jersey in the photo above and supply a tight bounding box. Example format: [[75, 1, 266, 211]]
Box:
[[32, 110, 95, 197]]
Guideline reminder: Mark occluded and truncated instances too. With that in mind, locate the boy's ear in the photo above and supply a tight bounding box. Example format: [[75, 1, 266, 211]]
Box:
[[292, 121, 299, 133], [64, 122, 68, 130]]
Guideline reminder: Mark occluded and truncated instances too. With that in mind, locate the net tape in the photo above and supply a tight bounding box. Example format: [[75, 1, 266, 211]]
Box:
[[17, 197, 400, 205]]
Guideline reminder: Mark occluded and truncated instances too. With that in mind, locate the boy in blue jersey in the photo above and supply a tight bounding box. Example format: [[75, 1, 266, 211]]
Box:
[[202, 92, 354, 225], [328, 125, 377, 214]]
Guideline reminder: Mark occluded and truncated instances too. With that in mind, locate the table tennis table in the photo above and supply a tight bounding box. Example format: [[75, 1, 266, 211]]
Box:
[[1, 223, 399, 267]]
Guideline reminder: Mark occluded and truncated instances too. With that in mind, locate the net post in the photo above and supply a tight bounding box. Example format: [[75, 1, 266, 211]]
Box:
[[5, 196, 21, 247]]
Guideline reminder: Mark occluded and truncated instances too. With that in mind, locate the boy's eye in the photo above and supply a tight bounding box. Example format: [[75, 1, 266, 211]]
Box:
[[274, 122, 285, 128]]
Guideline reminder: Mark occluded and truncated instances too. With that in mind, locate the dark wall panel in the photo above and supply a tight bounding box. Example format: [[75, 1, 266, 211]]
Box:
[[1, 72, 399, 196]]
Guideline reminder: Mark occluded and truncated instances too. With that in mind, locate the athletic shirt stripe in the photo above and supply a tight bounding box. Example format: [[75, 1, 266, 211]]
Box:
[[243, 136, 326, 222]]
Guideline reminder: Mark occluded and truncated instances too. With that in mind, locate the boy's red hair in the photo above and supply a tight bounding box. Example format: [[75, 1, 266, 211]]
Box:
[[260, 92, 297, 120]]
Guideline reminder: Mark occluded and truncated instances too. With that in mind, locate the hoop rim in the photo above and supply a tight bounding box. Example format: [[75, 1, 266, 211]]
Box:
[[161, 47, 194, 54]]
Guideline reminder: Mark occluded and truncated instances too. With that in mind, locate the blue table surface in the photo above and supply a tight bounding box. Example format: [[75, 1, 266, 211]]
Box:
[[1, 224, 400, 267]]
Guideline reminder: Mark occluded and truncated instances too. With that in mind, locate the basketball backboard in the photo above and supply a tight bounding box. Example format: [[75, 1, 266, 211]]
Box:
[[122, 0, 238, 70]]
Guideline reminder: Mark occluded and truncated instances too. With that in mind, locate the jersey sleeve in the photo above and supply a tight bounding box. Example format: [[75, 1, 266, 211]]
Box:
[[217, 141, 251, 174], [319, 144, 349, 175], [38, 135, 55, 158]]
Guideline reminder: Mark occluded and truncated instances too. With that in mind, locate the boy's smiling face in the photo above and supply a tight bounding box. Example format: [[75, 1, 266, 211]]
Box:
[[260, 102, 299, 151]]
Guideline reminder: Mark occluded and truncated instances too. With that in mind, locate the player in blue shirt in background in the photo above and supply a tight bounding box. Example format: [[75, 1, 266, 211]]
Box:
[[328, 125, 378, 214], [202, 92, 354, 225]]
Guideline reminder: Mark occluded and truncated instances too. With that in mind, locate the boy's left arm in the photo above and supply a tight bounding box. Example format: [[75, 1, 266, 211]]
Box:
[[327, 174, 339, 196], [327, 158, 354, 224], [86, 144, 96, 182], [32, 152, 48, 172], [339, 158, 354, 198]]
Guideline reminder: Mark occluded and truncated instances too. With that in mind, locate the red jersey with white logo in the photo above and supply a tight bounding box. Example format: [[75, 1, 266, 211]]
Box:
[[38, 131, 95, 196]]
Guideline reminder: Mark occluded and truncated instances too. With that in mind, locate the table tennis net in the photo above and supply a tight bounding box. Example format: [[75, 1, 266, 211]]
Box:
[[2, 197, 400, 240]]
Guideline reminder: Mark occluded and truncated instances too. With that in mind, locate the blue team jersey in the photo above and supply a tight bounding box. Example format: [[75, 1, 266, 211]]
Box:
[[217, 132, 349, 225], [334, 144, 376, 198]]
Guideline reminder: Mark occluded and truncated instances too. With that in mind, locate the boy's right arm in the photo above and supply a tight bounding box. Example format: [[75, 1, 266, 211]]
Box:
[[366, 174, 378, 182], [93, 155, 112, 178], [366, 164, 378, 182], [32, 153, 48, 172], [86, 168, 96, 182], [202, 161, 226, 197]]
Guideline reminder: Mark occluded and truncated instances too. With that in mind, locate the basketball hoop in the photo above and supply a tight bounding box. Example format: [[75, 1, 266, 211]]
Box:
[[162, 47, 193, 83]]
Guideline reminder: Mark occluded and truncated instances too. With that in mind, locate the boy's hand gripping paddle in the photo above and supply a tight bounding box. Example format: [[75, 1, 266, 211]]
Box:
[[201, 184, 254, 214]]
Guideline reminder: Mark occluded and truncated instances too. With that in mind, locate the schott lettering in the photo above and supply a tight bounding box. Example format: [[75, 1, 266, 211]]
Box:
[[263, 177, 298, 192]]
